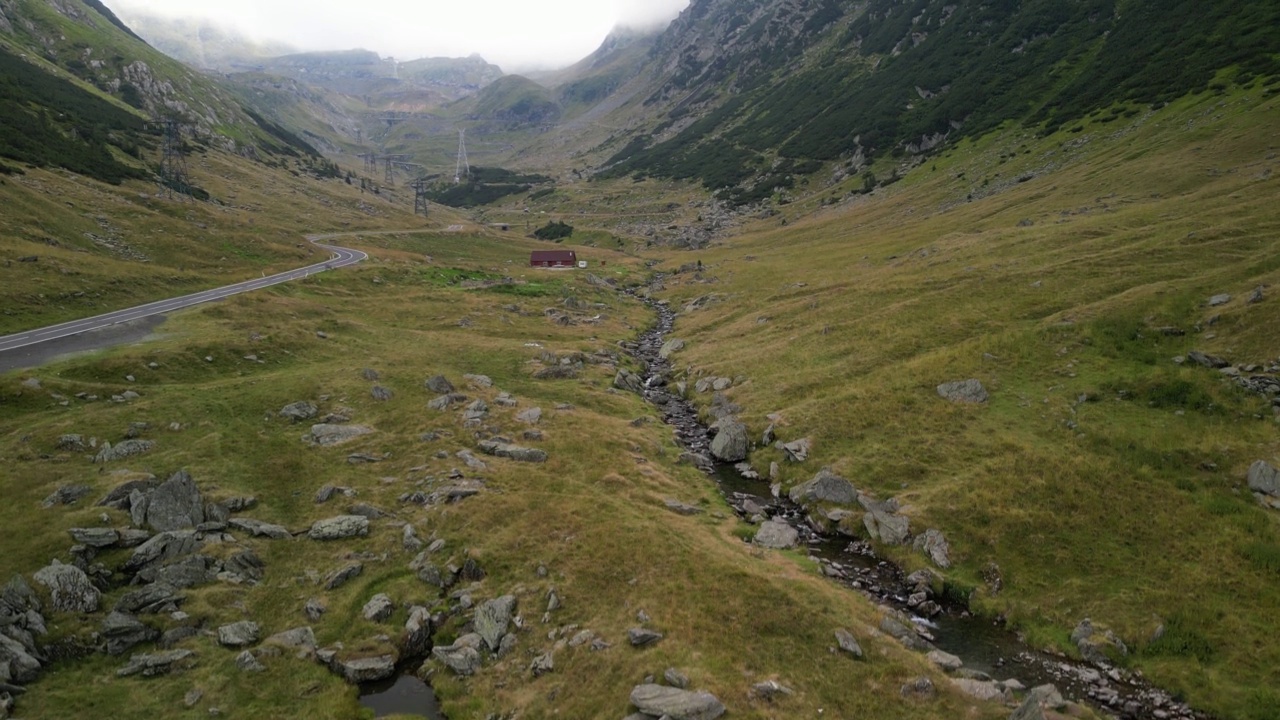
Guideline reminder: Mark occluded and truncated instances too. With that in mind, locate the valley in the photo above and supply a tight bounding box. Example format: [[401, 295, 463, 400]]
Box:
[[1, 1, 1279, 720]]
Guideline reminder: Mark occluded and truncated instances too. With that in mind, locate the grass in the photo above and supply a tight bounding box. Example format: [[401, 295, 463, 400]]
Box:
[[640, 81, 1280, 718]]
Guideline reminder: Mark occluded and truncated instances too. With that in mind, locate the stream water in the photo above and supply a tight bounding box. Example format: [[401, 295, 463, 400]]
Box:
[[622, 284, 1206, 720]]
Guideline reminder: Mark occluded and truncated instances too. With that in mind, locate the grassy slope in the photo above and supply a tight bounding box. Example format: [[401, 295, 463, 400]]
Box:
[[0, 227, 1011, 719], [652, 84, 1280, 717]]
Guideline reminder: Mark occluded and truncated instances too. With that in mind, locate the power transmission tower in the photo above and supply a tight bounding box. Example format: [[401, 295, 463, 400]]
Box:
[[454, 128, 469, 184], [155, 118, 190, 200], [360, 152, 378, 175], [382, 154, 411, 187], [410, 177, 430, 218]]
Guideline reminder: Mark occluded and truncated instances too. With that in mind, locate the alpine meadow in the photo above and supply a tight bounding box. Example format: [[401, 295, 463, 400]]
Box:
[[1, 1, 1278, 720]]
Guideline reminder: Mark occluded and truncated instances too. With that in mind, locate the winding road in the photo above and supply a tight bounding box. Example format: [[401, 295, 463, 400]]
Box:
[[0, 234, 367, 355]]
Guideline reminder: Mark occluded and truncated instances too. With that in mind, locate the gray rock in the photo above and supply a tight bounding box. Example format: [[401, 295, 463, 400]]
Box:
[[515, 407, 543, 425], [937, 379, 989, 403], [477, 440, 547, 463], [95, 439, 156, 463], [529, 652, 554, 677], [789, 468, 856, 505], [41, 483, 92, 508], [69, 527, 120, 548], [628, 627, 663, 647], [361, 368, 381, 381], [463, 374, 493, 388], [279, 401, 318, 422], [1187, 350, 1229, 369], [913, 529, 952, 568], [613, 369, 645, 394], [145, 470, 205, 532], [399, 607, 432, 658], [1248, 460, 1280, 497], [1248, 286, 1265, 305], [56, 434, 87, 452], [664, 667, 689, 688], [709, 417, 748, 463], [235, 650, 265, 672], [116, 649, 194, 677], [347, 503, 388, 519], [33, 561, 100, 613], [362, 594, 395, 622], [129, 489, 148, 527], [140, 555, 215, 590], [462, 399, 489, 423], [308, 515, 369, 540], [158, 626, 199, 649], [751, 680, 793, 701], [324, 563, 364, 590], [1207, 293, 1232, 307], [265, 627, 316, 653], [952, 677, 1006, 701], [122, 530, 201, 573], [217, 621, 260, 648], [863, 508, 910, 545], [663, 498, 703, 516], [307, 424, 374, 446], [779, 437, 811, 463], [1010, 684, 1065, 720], [97, 476, 158, 510], [402, 524, 424, 552], [228, 518, 292, 540], [834, 628, 863, 659], [432, 644, 481, 676], [371, 386, 393, 402], [304, 598, 327, 621], [425, 375, 455, 394], [928, 649, 963, 671], [659, 339, 686, 359], [115, 583, 185, 615], [900, 676, 936, 700], [314, 485, 355, 504], [332, 654, 397, 683], [753, 520, 799, 549], [629, 684, 725, 720], [880, 616, 933, 651], [475, 595, 517, 651], [101, 611, 159, 655], [0, 631, 42, 684]]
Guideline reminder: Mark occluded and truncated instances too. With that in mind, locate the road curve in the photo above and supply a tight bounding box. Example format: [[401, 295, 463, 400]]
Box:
[[0, 234, 368, 355]]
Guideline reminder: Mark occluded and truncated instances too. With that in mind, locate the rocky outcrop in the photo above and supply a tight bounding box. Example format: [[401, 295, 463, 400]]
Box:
[[144, 470, 205, 532], [94, 439, 155, 463], [629, 684, 726, 720], [217, 621, 260, 648], [279, 401, 318, 422], [475, 595, 517, 651], [425, 375, 455, 394], [116, 649, 195, 677], [789, 468, 856, 505], [477, 440, 547, 463], [614, 368, 646, 394], [330, 654, 397, 683], [863, 506, 910, 545], [913, 529, 952, 568], [432, 643, 481, 676], [102, 611, 159, 655], [123, 530, 201, 573], [228, 518, 292, 540], [33, 561, 100, 613], [305, 424, 374, 446]]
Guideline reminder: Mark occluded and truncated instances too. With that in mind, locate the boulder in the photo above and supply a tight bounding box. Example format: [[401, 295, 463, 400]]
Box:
[[629, 684, 726, 720], [425, 375, 455, 394], [751, 680, 793, 701], [515, 407, 543, 425], [754, 520, 799, 549], [432, 644, 481, 676], [370, 386, 393, 402], [928, 649, 964, 671], [834, 628, 863, 659], [68, 527, 120, 548], [236, 649, 265, 672], [94, 439, 156, 464], [789, 468, 856, 505], [463, 374, 493, 388], [952, 678, 1005, 701], [1010, 684, 1066, 720], [477, 440, 547, 463], [265, 627, 317, 653], [937, 379, 989, 403], [306, 424, 374, 446], [324, 563, 364, 591], [42, 483, 92, 508], [663, 498, 704, 516], [709, 417, 749, 463], [33, 561, 100, 613], [1248, 460, 1280, 497], [279, 401, 318, 422], [122, 530, 201, 573], [863, 508, 910, 545], [1186, 350, 1229, 369], [228, 518, 292, 540], [97, 476, 159, 510], [101, 612, 158, 656], [399, 607, 432, 658], [217, 621, 260, 648], [308, 515, 369, 540], [628, 628, 664, 647], [779, 438, 811, 463], [664, 667, 690, 689], [913, 529, 952, 568], [332, 654, 397, 684], [613, 369, 645, 394], [475, 595, 517, 651], [659, 339, 686, 359], [0, 632, 42, 684], [362, 594, 395, 622], [529, 652, 554, 677], [144, 470, 205, 532], [462, 399, 489, 423], [1207, 293, 1232, 306], [115, 582, 185, 614], [116, 649, 194, 677]]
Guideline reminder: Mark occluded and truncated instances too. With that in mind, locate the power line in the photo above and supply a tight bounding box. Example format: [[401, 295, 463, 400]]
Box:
[[454, 128, 469, 184]]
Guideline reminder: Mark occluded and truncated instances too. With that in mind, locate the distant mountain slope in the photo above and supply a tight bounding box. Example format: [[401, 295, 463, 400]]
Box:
[[596, 0, 1280, 202], [112, 7, 296, 71]]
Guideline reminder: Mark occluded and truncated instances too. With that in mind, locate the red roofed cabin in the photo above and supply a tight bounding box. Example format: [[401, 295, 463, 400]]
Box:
[[530, 250, 577, 268]]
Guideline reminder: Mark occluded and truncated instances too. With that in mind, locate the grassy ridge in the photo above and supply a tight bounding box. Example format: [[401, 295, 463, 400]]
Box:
[[652, 83, 1280, 717]]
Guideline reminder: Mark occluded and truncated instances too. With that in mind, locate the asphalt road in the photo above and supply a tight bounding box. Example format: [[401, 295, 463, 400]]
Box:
[[0, 235, 367, 355]]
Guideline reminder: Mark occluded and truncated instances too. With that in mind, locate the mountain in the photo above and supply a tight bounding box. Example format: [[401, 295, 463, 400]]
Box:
[[591, 0, 1280, 203], [110, 7, 297, 71]]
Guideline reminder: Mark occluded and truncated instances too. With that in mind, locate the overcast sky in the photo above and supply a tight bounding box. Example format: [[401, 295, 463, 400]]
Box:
[[105, 0, 689, 70]]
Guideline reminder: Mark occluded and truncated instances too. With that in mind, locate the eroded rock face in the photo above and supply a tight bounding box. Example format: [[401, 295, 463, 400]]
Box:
[[33, 561, 100, 613], [629, 684, 726, 720]]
